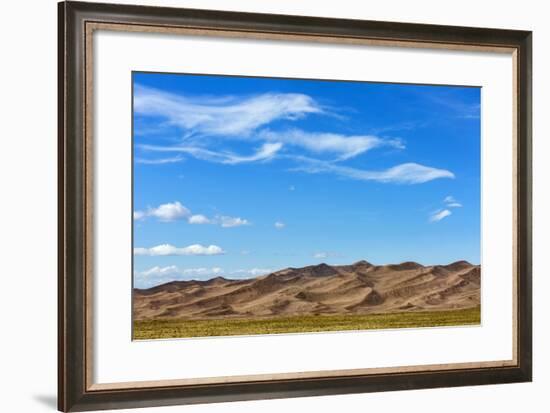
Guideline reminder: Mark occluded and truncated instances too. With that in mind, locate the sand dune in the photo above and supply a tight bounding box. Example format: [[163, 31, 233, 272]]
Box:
[[133, 260, 480, 320]]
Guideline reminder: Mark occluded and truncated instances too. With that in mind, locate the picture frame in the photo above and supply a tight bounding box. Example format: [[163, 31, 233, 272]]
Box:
[[58, 1, 532, 411]]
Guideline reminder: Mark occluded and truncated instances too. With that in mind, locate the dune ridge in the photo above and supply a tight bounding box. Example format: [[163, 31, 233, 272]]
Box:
[[133, 260, 480, 320]]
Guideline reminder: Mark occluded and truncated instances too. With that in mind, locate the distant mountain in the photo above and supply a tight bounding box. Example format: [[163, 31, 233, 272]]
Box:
[[133, 261, 480, 320]]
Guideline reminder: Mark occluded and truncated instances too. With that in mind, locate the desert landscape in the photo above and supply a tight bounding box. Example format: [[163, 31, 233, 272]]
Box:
[[132, 74, 481, 340], [133, 260, 481, 339]]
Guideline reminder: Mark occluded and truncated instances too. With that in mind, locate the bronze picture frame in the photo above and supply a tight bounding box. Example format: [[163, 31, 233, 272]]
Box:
[[58, 1, 532, 411]]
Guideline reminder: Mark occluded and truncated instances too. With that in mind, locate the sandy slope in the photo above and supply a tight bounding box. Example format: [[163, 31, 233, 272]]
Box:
[[133, 260, 480, 320]]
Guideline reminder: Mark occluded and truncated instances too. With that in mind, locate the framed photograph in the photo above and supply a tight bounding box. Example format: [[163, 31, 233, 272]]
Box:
[[58, 1, 532, 411]]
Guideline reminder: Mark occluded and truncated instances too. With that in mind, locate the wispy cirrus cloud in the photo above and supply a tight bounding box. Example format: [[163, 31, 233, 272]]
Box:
[[137, 131, 402, 165], [444, 195, 463, 208], [258, 129, 404, 160], [274, 221, 286, 229], [134, 84, 324, 137], [368, 120, 426, 135], [187, 214, 250, 227], [135, 85, 406, 164], [138, 142, 282, 165], [134, 85, 455, 187], [429, 209, 452, 223], [428, 93, 480, 120], [428, 196, 463, 223], [291, 157, 454, 184], [134, 244, 225, 256], [135, 155, 184, 165]]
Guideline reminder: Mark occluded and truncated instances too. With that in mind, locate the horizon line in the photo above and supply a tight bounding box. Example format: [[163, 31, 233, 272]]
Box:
[[134, 258, 481, 289]]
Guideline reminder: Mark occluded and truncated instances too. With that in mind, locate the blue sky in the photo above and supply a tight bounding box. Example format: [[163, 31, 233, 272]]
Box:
[[132, 72, 481, 288]]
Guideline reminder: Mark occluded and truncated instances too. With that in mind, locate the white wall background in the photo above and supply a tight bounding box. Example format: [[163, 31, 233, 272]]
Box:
[[0, 0, 546, 412]]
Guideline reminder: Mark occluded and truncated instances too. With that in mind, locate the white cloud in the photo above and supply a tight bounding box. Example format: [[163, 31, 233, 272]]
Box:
[[430, 209, 452, 222], [134, 85, 454, 188], [134, 266, 226, 287], [274, 221, 286, 229], [134, 243, 225, 256], [219, 216, 250, 228], [142, 201, 190, 222], [443, 196, 462, 208], [370, 163, 454, 184], [139, 265, 180, 277], [139, 142, 282, 165], [248, 268, 273, 276], [133, 202, 250, 228], [135, 156, 184, 165], [292, 157, 454, 184], [313, 251, 340, 259], [182, 267, 224, 276], [133, 265, 275, 288], [138, 128, 403, 165], [134, 86, 408, 165], [428, 94, 480, 120], [133, 210, 146, 220], [134, 85, 323, 137], [428, 196, 462, 223], [259, 129, 404, 160], [137, 266, 224, 279], [230, 268, 273, 277], [188, 214, 211, 224]]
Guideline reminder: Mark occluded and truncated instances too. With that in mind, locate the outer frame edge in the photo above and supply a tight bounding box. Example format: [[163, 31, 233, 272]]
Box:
[[57, 1, 67, 411], [58, 1, 533, 411], [59, 1, 89, 411]]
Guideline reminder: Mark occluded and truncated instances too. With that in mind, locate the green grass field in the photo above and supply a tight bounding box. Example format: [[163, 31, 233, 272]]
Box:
[[133, 306, 480, 340]]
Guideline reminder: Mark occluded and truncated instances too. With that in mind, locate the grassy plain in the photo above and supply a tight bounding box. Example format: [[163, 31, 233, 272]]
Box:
[[133, 306, 480, 340]]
